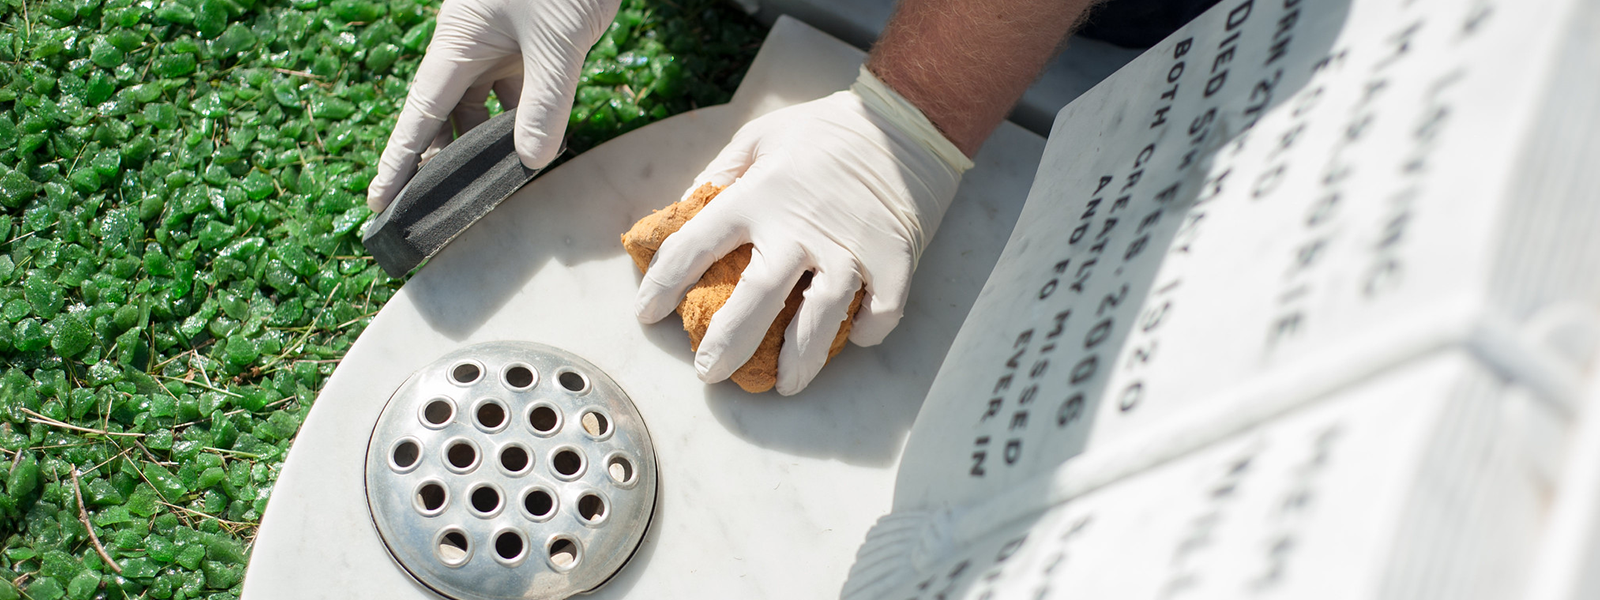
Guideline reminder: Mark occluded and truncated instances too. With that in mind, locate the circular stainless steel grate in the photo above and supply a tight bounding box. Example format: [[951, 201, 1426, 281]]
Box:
[[365, 341, 657, 600]]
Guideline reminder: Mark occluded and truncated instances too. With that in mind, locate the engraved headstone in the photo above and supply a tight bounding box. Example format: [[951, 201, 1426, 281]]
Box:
[[843, 0, 1600, 597]]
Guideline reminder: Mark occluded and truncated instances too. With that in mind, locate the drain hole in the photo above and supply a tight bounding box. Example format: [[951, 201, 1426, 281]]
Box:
[[423, 399, 454, 426], [581, 411, 610, 437], [447, 442, 478, 470], [438, 531, 470, 564], [476, 402, 506, 429], [393, 441, 420, 469], [524, 490, 554, 517], [529, 406, 559, 433], [607, 456, 634, 484], [553, 450, 583, 477], [558, 371, 586, 392], [501, 446, 530, 472], [418, 483, 446, 512], [470, 486, 501, 514], [578, 494, 606, 521], [495, 531, 525, 561], [505, 365, 535, 389], [549, 538, 579, 568], [452, 363, 482, 384]]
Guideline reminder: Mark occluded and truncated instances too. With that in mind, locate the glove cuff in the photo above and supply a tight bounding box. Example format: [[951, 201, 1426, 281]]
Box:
[[851, 65, 976, 175]]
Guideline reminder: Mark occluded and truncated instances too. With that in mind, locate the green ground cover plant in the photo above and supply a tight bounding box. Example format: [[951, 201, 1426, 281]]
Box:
[[0, 0, 763, 596]]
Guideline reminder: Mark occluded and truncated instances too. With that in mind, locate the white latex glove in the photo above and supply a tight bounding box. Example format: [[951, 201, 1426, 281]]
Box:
[[366, 0, 620, 211], [635, 66, 974, 395]]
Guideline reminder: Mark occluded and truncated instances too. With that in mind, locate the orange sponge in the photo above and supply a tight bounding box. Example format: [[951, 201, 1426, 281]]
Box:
[[621, 183, 863, 393]]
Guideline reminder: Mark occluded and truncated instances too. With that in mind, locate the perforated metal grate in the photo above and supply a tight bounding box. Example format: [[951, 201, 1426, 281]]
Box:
[[365, 342, 657, 600]]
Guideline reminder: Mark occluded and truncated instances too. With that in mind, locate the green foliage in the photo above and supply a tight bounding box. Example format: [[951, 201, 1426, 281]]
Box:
[[0, 0, 762, 596], [563, 0, 764, 154]]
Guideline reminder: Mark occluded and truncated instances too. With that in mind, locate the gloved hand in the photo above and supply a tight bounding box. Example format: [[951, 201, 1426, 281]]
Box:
[[366, 0, 620, 211], [635, 66, 975, 395]]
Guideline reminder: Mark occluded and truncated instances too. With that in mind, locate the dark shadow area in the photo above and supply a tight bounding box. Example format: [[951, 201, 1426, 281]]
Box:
[[1078, 0, 1225, 48]]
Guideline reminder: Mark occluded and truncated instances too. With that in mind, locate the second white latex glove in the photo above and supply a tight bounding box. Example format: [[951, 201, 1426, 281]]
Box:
[[635, 66, 974, 395], [367, 0, 620, 211]]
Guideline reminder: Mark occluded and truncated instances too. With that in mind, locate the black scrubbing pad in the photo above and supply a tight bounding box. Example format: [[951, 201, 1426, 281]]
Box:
[[363, 109, 545, 278]]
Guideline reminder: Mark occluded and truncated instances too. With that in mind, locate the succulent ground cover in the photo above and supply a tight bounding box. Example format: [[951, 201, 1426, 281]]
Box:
[[0, 0, 764, 596]]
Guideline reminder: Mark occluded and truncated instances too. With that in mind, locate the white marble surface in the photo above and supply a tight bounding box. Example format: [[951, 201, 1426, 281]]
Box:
[[241, 16, 1046, 600], [890, 0, 1598, 511], [841, 0, 1598, 596], [866, 351, 1547, 600]]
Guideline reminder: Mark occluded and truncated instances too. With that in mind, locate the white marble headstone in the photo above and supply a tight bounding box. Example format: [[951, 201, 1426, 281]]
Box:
[[845, 0, 1600, 597], [858, 351, 1548, 600]]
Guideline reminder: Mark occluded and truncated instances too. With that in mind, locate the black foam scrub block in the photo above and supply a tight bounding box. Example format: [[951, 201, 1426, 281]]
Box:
[[363, 109, 544, 278]]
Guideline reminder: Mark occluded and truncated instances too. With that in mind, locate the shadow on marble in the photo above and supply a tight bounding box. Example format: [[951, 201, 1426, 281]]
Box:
[[403, 189, 645, 341]]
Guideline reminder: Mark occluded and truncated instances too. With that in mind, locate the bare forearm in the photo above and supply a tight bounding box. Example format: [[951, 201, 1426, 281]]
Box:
[[867, 0, 1099, 157]]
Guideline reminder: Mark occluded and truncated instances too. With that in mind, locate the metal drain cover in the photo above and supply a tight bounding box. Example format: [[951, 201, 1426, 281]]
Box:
[[365, 341, 657, 600]]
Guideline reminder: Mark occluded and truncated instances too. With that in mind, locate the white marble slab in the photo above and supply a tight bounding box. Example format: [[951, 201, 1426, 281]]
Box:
[[890, 0, 1598, 512], [837, 0, 1600, 596], [241, 16, 1046, 600], [865, 351, 1547, 600]]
